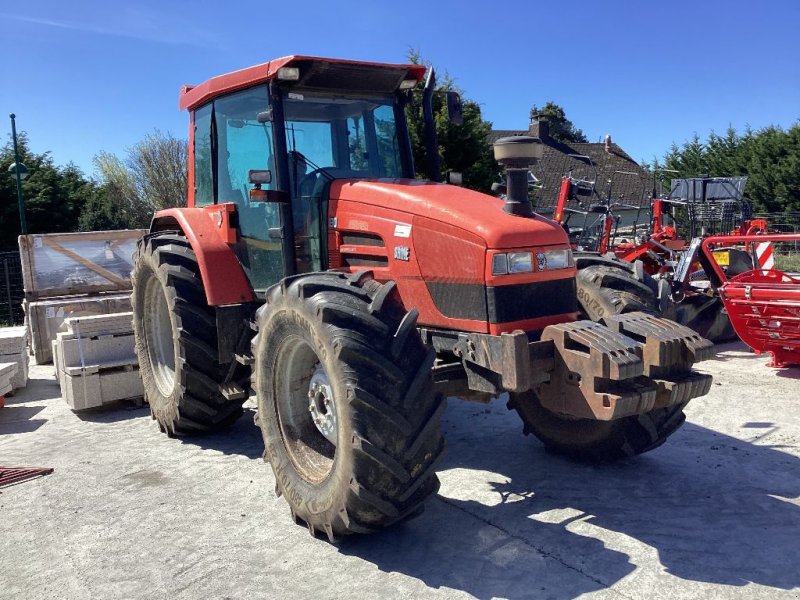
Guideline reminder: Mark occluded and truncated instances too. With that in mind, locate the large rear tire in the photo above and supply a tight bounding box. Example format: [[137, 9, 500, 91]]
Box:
[[253, 271, 444, 540], [132, 233, 247, 435], [508, 391, 688, 462]]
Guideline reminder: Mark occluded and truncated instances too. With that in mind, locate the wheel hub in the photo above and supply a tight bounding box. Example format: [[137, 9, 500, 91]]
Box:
[[307, 366, 337, 445]]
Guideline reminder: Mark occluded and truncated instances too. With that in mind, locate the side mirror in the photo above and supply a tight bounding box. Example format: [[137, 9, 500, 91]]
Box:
[[248, 169, 285, 203], [447, 171, 463, 185], [446, 91, 463, 125]]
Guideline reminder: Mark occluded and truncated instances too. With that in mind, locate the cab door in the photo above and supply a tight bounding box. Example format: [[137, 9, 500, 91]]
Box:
[[213, 86, 285, 291]]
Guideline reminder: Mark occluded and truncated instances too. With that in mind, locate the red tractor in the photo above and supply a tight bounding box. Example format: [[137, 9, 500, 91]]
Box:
[[132, 55, 713, 540]]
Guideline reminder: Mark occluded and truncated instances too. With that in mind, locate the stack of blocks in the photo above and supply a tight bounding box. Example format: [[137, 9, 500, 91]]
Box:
[[0, 362, 18, 399], [53, 312, 143, 411], [28, 294, 133, 364], [0, 326, 29, 393]]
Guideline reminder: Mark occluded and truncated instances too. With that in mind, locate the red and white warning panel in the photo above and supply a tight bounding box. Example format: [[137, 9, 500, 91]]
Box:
[[755, 241, 775, 272]]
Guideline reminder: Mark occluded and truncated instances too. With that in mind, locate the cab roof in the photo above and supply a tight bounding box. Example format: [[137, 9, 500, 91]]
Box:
[[179, 55, 428, 111]]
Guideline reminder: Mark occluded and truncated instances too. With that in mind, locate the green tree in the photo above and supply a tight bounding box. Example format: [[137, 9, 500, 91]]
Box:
[[405, 51, 499, 193], [654, 123, 800, 212], [529, 101, 588, 144], [0, 132, 97, 251]]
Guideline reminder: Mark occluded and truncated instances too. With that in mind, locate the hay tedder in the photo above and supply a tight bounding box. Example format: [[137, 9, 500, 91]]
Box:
[[700, 233, 800, 367]]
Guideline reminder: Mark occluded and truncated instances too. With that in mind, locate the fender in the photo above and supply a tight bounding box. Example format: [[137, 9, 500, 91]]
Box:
[[150, 204, 256, 306]]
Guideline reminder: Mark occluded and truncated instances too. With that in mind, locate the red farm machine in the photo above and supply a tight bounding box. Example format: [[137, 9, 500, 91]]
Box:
[[132, 56, 714, 540], [613, 175, 778, 341], [550, 164, 780, 343], [543, 156, 675, 328], [700, 232, 800, 367]]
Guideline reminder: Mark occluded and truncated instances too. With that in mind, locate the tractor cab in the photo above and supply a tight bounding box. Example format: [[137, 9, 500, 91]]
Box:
[[179, 56, 425, 290]]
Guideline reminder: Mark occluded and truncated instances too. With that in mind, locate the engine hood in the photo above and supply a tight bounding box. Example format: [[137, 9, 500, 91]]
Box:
[[329, 178, 569, 249]]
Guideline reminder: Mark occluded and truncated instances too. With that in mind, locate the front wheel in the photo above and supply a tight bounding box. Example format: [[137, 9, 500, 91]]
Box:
[[253, 271, 445, 540], [508, 391, 689, 462]]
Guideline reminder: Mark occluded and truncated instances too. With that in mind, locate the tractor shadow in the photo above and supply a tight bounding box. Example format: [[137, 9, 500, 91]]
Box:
[[75, 400, 150, 424], [339, 398, 800, 598], [75, 398, 265, 459], [184, 406, 265, 460]]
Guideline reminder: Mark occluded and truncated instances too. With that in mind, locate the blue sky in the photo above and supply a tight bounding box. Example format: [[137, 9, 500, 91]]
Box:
[[1, 0, 798, 177]]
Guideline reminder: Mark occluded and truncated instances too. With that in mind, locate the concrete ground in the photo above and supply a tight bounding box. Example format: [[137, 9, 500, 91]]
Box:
[[1, 341, 799, 600]]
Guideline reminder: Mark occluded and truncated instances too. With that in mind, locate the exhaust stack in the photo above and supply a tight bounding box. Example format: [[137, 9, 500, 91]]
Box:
[[493, 136, 543, 217]]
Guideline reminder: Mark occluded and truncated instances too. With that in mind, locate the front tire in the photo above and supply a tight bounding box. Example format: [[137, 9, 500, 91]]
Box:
[[508, 391, 688, 462], [253, 271, 444, 540], [132, 233, 247, 435], [519, 256, 688, 462]]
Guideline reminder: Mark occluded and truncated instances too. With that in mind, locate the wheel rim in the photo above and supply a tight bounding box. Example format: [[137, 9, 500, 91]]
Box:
[[275, 335, 337, 484], [143, 273, 176, 397], [307, 365, 337, 445]]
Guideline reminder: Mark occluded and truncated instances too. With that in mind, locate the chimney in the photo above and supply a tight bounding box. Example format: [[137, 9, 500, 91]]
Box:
[[604, 134, 612, 153], [529, 115, 550, 142]]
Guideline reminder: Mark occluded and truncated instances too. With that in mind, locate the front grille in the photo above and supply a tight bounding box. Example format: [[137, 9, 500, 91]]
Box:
[[486, 278, 577, 324]]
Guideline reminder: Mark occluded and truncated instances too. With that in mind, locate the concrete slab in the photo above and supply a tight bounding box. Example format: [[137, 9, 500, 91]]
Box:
[[0, 341, 798, 599]]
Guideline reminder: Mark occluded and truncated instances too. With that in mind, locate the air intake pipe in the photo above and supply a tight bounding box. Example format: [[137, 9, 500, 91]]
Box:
[[493, 136, 543, 217]]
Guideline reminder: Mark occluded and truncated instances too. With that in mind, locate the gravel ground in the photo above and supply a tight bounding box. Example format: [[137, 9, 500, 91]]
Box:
[[1, 340, 798, 600]]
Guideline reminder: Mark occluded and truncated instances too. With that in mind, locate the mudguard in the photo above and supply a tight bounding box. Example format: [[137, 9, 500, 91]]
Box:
[[150, 204, 255, 306]]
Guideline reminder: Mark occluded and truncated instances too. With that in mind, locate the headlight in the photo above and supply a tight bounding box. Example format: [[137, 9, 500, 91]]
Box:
[[508, 252, 533, 273], [540, 249, 574, 270], [492, 252, 534, 275], [492, 249, 572, 275]]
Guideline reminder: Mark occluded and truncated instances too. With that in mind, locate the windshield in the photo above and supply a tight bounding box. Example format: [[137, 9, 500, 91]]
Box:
[[282, 92, 404, 179]]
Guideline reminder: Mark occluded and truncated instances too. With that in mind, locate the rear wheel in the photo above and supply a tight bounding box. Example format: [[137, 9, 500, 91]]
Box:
[[132, 233, 247, 435], [253, 271, 444, 540], [508, 391, 688, 462]]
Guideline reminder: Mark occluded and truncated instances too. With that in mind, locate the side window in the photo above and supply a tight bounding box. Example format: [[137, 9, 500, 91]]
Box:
[[194, 104, 213, 206], [374, 104, 400, 177], [214, 86, 274, 205], [347, 116, 368, 171]]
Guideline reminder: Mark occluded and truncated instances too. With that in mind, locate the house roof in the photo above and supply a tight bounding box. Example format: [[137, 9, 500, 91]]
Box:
[[488, 126, 652, 218]]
